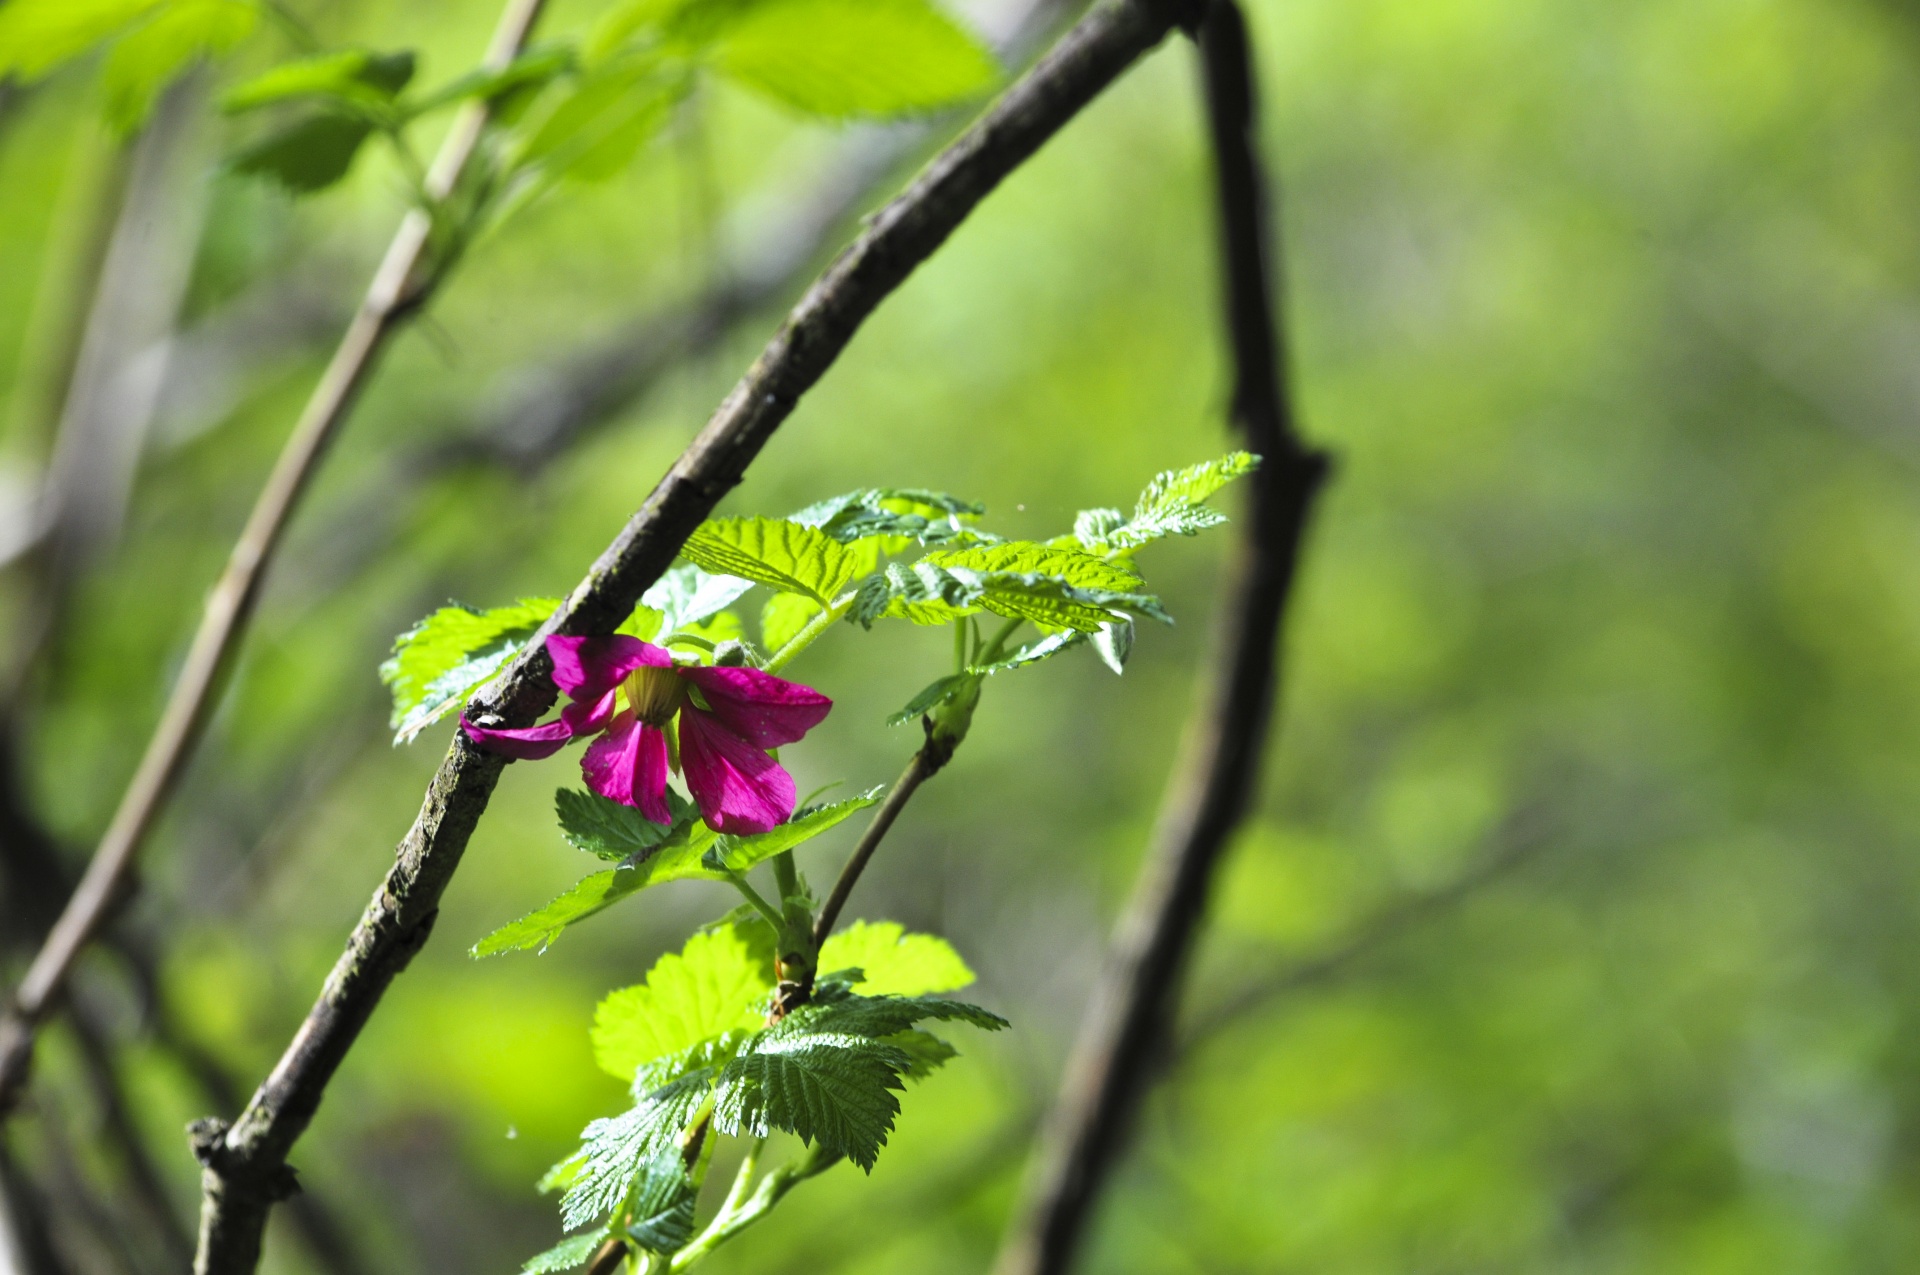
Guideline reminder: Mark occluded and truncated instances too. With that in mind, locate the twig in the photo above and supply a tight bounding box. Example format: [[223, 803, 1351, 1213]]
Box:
[[811, 743, 946, 951], [990, 5, 1328, 1274], [188, 4, 1187, 1271], [0, 0, 553, 1117]]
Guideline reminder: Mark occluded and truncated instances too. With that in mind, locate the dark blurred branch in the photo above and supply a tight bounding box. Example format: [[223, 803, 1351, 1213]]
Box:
[[0, 0, 553, 1119], [0, 1132, 69, 1275], [991, 6, 1328, 1274], [190, 4, 1186, 1270]]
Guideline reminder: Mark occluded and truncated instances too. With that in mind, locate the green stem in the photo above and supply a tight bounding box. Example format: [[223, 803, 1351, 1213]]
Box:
[[669, 1145, 835, 1272], [716, 1138, 763, 1219], [953, 619, 968, 673], [977, 616, 1024, 665], [727, 875, 784, 933], [762, 597, 849, 674]]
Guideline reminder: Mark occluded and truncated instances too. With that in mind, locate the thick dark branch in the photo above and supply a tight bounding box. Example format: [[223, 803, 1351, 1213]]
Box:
[[190, 4, 1186, 1271], [0, 0, 552, 1118], [991, 6, 1327, 1274]]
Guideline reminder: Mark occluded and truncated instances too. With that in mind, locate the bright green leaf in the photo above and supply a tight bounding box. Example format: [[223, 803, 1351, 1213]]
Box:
[[223, 48, 415, 115], [818, 920, 975, 996], [560, 1071, 714, 1230], [921, 541, 1141, 593], [227, 112, 376, 192], [713, 0, 997, 119], [0, 0, 166, 81], [99, 0, 253, 133], [760, 592, 822, 654], [642, 563, 752, 636], [703, 790, 881, 874], [681, 517, 861, 605], [471, 823, 724, 957], [379, 598, 557, 743], [591, 926, 772, 1083], [521, 1231, 608, 1274], [555, 788, 690, 862], [713, 1032, 907, 1171]]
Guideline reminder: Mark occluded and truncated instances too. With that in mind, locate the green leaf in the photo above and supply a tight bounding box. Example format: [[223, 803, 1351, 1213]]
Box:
[[975, 573, 1171, 633], [99, 0, 253, 133], [223, 48, 416, 115], [642, 563, 753, 637], [1107, 450, 1259, 549], [379, 598, 557, 744], [712, 0, 997, 119], [522, 1230, 608, 1274], [921, 541, 1142, 593], [625, 1151, 697, 1253], [887, 1028, 958, 1080], [817, 920, 975, 996], [681, 517, 861, 606], [0, 0, 165, 81], [760, 592, 822, 654], [862, 561, 984, 626], [560, 1071, 714, 1230], [1090, 616, 1133, 674], [227, 112, 375, 192], [556, 788, 690, 862], [513, 57, 682, 183], [785, 986, 1009, 1039], [405, 43, 574, 117], [885, 673, 975, 727], [702, 790, 880, 875], [591, 927, 773, 1083], [713, 1032, 908, 1171], [790, 487, 985, 546]]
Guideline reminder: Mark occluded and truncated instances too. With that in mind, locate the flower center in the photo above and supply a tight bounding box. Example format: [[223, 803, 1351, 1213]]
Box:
[[621, 665, 686, 728]]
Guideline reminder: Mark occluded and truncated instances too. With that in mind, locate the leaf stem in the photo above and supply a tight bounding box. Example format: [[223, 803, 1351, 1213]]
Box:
[[977, 616, 1024, 666], [726, 874, 784, 934], [668, 1144, 835, 1272], [762, 597, 846, 674], [811, 748, 939, 950], [716, 1138, 763, 1219], [953, 619, 969, 673]]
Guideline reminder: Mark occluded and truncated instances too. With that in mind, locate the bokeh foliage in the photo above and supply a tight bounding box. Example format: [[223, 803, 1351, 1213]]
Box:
[[4, 0, 1920, 1269]]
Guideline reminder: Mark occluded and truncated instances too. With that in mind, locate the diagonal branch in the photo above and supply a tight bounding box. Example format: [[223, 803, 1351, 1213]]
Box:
[[0, 0, 553, 1117], [990, 5, 1328, 1273], [188, 2, 1190, 1270]]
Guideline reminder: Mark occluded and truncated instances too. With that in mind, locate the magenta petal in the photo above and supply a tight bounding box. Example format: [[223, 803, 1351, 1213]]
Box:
[[461, 714, 575, 760], [678, 709, 795, 834], [677, 665, 832, 749], [547, 634, 668, 698], [582, 713, 673, 825], [561, 689, 619, 735]]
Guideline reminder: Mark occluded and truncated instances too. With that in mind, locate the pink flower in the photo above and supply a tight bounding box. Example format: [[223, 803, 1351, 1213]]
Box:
[[461, 636, 831, 835]]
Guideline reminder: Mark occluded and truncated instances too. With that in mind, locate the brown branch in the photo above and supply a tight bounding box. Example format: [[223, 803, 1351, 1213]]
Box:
[[188, 4, 1187, 1271], [990, 5, 1328, 1274], [811, 739, 950, 951], [0, 0, 553, 1117]]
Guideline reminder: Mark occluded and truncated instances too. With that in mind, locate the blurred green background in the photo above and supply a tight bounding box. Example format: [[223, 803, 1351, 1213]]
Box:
[[6, 0, 1920, 1270]]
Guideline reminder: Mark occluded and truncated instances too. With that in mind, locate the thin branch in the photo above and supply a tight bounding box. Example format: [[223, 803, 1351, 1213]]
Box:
[[811, 746, 943, 951], [188, 4, 1187, 1269], [990, 5, 1328, 1274], [0, 0, 553, 1116]]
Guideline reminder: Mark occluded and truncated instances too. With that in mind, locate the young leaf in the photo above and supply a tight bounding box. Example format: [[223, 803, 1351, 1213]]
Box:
[[521, 1230, 608, 1274], [702, 790, 881, 875], [790, 487, 985, 546], [711, 0, 997, 119], [920, 541, 1141, 593], [886, 1028, 958, 1080], [0, 0, 165, 81], [1071, 507, 1126, 550], [404, 44, 574, 117], [1090, 615, 1133, 674], [642, 563, 753, 638], [560, 1071, 714, 1230], [471, 824, 724, 957], [228, 113, 376, 193], [512, 57, 681, 183], [380, 598, 557, 743], [760, 592, 823, 654], [713, 1032, 909, 1171], [974, 573, 1170, 634], [223, 48, 415, 115], [591, 927, 773, 1083], [680, 517, 861, 605], [1108, 450, 1260, 549], [556, 788, 691, 862], [785, 987, 1009, 1039], [100, 0, 254, 133], [817, 921, 975, 996], [625, 1151, 697, 1253]]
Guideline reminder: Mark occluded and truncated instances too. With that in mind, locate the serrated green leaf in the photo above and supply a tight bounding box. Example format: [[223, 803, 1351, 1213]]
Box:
[[642, 563, 753, 637], [0, 0, 165, 81], [869, 560, 984, 625], [228, 112, 376, 192], [379, 598, 557, 743], [591, 927, 773, 1083], [560, 1071, 714, 1230], [99, 0, 253, 133], [625, 1150, 697, 1253], [922, 541, 1141, 593], [522, 1230, 608, 1274], [703, 790, 880, 874], [886, 1028, 958, 1080], [471, 821, 724, 957], [714, 1032, 907, 1171], [1108, 450, 1259, 549], [556, 788, 690, 861], [970, 630, 1080, 675], [885, 673, 975, 726], [1071, 507, 1126, 550], [818, 921, 974, 996], [977, 573, 1171, 633], [789, 487, 985, 547], [681, 517, 861, 606], [760, 592, 822, 654], [785, 987, 1009, 1039], [713, 0, 997, 119]]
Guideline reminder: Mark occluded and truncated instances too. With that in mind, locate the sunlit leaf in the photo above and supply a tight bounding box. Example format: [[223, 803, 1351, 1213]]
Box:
[[591, 926, 773, 1082], [818, 920, 975, 996], [712, 0, 997, 119], [379, 598, 557, 743], [681, 517, 862, 605]]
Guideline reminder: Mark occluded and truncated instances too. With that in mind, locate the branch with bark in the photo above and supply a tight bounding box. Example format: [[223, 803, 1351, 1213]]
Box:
[[992, 5, 1330, 1273], [186, 2, 1191, 1270]]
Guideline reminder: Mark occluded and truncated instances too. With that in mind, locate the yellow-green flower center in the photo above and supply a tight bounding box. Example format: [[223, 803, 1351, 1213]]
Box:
[[622, 665, 686, 728]]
